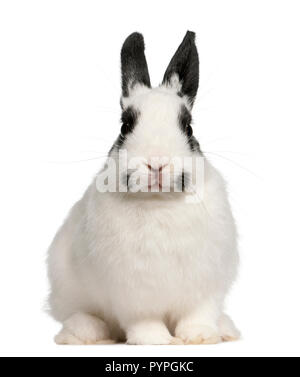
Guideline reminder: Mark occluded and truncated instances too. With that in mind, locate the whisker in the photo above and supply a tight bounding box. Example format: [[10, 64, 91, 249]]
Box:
[[96, 105, 120, 115], [83, 136, 116, 143], [203, 151, 262, 179], [201, 136, 234, 146], [202, 149, 250, 156], [78, 150, 113, 155], [46, 156, 109, 164]]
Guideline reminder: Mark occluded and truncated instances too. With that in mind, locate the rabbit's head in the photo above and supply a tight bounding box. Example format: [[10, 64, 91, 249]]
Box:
[[108, 31, 202, 194]]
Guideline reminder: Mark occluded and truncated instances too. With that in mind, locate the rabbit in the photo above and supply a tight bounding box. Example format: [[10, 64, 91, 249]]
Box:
[[47, 31, 240, 345]]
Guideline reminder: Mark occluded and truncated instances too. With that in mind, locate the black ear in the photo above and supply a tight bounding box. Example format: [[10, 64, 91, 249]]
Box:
[[121, 32, 151, 97], [162, 31, 199, 106]]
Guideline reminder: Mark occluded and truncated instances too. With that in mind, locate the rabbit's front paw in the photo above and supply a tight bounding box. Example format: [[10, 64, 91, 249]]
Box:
[[176, 324, 222, 345], [218, 313, 240, 342], [126, 320, 183, 345], [55, 312, 111, 345]]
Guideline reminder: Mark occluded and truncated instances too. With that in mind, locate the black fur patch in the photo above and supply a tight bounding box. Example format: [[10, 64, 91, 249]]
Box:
[[109, 134, 125, 154], [163, 31, 199, 106], [121, 32, 151, 97], [179, 105, 192, 133], [120, 106, 139, 136], [188, 136, 201, 153], [109, 107, 139, 153], [122, 172, 130, 189], [178, 105, 201, 153], [177, 171, 191, 192]]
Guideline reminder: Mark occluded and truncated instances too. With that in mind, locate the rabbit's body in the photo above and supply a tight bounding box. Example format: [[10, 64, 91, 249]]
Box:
[[48, 31, 240, 345], [48, 160, 239, 344]]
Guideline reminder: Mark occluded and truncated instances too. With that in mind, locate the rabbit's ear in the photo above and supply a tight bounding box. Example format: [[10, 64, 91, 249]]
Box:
[[162, 31, 199, 106], [121, 32, 151, 97]]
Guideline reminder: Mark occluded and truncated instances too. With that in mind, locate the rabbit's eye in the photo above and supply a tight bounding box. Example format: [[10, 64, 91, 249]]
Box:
[[179, 105, 193, 138], [120, 107, 138, 137], [186, 124, 193, 137], [121, 122, 133, 136]]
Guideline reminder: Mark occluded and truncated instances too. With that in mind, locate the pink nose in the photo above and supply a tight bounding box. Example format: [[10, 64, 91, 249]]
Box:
[[145, 163, 168, 172], [145, 163, 168, 189]]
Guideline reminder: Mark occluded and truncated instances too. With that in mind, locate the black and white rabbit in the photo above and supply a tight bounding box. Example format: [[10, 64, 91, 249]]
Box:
[[47, 31, 240, 345]]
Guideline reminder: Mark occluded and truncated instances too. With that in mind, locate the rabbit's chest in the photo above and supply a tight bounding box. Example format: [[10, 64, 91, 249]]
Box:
[[83, 197, 232, 318], [106, 201, 208, 261], [93, 202, 216, 295], [94, 208, 215, 317]]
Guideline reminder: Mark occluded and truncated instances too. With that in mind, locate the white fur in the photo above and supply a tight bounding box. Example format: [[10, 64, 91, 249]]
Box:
[[47, 84, 239, 345]]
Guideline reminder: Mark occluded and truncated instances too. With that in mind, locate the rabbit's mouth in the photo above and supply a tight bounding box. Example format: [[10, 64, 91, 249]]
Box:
[[147, 182, 163, 192], [121, 165, 193, 194], [147, 166, 165, 191]]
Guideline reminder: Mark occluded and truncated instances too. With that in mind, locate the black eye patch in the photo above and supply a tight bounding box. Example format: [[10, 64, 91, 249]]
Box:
[[121, 106, 139, 136], [178, 105, 201, 153], [179, 105, 193, 136], [108, 106, 139, 153]]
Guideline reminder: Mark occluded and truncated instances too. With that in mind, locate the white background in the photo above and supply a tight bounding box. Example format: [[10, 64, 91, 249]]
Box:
[[0, 0, 300, 357]]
